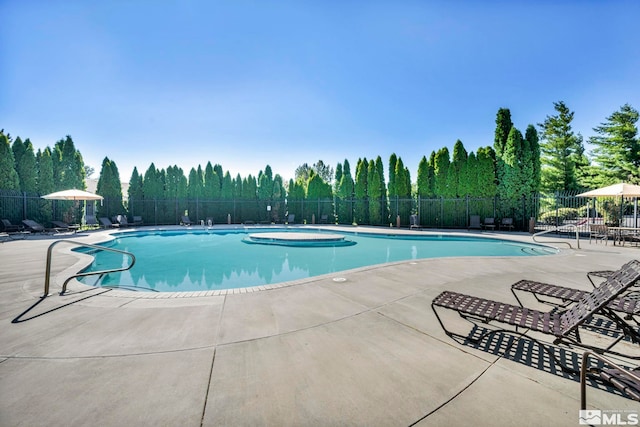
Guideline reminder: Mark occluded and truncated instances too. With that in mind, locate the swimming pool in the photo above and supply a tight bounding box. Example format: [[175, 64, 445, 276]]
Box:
[[78, 228, 557, 292]]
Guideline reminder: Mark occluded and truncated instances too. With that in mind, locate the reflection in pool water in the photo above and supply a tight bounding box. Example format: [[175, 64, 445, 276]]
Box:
[[79, 229, 556, 292]]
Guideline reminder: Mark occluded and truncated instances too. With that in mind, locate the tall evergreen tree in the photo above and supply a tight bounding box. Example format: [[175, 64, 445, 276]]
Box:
[[589, 103, 640, 184], [538, 101, 584, 192], [128, 167, 144, 219], [433, 147, 450, 197], [525, 125, 541, 192], [500, 127, 525, 202], [417, 156, 431, 197], [54, 135, 85, 190], [96, 157, 125, 218], [367, 159, 383, 225], [336, 159, 354, 224], [494, 108, 513, 158], [271, 174, 286, 222], [394, 157, 412, 224], [36, 148, 55, 224], [375, 156, 389, 224], [0, 131, 20, 190], [476, 147, 497, 197], [448, 140, 468, 197], [13, 137, 38, 193], [459, 152, 477, 197], [354, 158, 369, 224], [388, 153, 398, 198]]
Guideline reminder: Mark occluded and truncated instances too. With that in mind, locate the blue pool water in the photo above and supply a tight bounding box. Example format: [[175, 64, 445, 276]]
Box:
[[78, 228, 557, 292]]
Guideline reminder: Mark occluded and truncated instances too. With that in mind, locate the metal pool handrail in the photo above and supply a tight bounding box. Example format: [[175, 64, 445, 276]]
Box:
[[43, 239, 136, 297], [532, 219, 587, 249]]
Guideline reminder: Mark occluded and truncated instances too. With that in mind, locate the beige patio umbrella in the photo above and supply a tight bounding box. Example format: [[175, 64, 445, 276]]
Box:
[[41, 188, 103, 201], [42, 189, 103, 225], [576, 183, 640, 197], [577, 183, 640, 227]]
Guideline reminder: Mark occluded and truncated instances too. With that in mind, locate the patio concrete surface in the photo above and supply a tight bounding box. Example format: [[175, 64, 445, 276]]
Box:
[[0, 225, 638, 426]]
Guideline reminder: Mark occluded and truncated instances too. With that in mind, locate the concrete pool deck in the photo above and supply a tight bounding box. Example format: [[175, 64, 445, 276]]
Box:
[[1, 225, 638, 426]]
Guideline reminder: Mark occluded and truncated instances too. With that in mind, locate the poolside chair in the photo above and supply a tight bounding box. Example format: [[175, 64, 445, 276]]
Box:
[[1, 219, 24, 232], [132, 216, 143, 226], [589, 224, 609, 245], [99, 217, 119, 228], [115, 215, 130, 227], [410, 214, 420, 229], [499, 217, 514, 231], [320, 214, 329, 224], [51, 220, 80, 233], [468, 215, 482, 230], [431, 260, 640, 360], [482, 217, 496, 231], [180, 215, 193, 226], [84, 214, 99, 228], [580, 351, 640, 409], [22, 219, 47, 233], [511, 277, 640, 328], [287, 214, 295, 224]]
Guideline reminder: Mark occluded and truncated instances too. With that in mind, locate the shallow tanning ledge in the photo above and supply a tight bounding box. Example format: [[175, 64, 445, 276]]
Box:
[[243, 232, 356, 247]]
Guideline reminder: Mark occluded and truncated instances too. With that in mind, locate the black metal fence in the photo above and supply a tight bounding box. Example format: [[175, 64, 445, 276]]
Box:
[[1, 189, 637, 232]]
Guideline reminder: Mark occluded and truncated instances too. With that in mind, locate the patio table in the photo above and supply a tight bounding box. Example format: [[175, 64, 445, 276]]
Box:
[[608, 227, 640, 246]]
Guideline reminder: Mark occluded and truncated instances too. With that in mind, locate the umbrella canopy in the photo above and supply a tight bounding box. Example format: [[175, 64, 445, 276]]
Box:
[[41, 188, 104, 201], [577, 183, 640, 197]]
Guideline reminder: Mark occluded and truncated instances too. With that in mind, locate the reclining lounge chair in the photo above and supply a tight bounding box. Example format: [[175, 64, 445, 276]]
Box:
[[431, 260, 640, 361], [22, 219, 47, 233]]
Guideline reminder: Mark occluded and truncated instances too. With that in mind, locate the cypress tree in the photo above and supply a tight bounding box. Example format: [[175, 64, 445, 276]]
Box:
[[449, 140, 468, 197], [395, 157, 411, 224], [54, 136, 85, 190], [13, 137, 38, 193], [476, 147, 497, 197], [271, 174, 286, 223], [417, 156, 431, 197], [388, 153, 398, 198], [494, 108, 513, 158], [354, 158, 369, 224], [336, 159, 354, 224], [128, 167, 144, 219], [96, 157, 125, 218], [367, 159, 383, 225], [460, 152, 477, 197], [142, 163, 162, 223], [334, 162, 343, 194], [375, 156, 389, 224], [36, 148, 55, 224], [525, 125, 541, 192], [433, 147, 450, 197], [0, 131, 20, 190], [500, 127, 525, 201]]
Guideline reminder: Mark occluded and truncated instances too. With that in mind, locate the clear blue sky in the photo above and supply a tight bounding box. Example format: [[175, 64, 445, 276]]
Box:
[[2, 1, 639, 183]]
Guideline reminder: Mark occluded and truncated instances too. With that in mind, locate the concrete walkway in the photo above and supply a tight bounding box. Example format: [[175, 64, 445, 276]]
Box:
[[1, 226, 638, 426]]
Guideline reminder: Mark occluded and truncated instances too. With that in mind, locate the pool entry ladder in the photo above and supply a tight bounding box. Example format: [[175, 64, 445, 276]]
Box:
[[43, 239, 136, 297]]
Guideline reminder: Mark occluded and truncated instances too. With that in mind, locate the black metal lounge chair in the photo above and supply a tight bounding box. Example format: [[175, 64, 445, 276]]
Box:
[[580, 351, 640, 409], [468, 215, 481, 230], [1, 219, 24, 232], [22, 219, 47, 233], [115, 215, 130, 227], [482, 217, 496, 230], [51, 220, 80, 233], [99, 217, 119, 228], [180, 215, 193, 226], [431, 260, 640, 360], [499, 217, 514, 231]]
